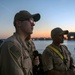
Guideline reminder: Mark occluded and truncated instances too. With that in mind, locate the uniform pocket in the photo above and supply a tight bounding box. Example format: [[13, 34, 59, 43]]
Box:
[[22, 50, 32, 69], [53, 56, 63, 66]]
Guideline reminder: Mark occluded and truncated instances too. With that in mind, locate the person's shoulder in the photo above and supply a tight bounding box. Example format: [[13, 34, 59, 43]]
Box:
[[0, 34, 19, 49], [45, 44, 54, 52], [61, 45, 68, 49], [42, 45, 53, 55], [0, 39, 14, 49], [6, 34, 21, 46], [0, 38, 14, 54], [0, 38, 21, 59], [61, 45, 71, 54]]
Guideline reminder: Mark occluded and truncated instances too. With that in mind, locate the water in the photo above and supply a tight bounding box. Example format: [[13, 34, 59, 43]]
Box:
[[33, 40, 75, 61]]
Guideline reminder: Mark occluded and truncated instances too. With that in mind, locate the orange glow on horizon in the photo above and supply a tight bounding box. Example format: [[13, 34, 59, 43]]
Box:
[[32, 32, 51, 38]]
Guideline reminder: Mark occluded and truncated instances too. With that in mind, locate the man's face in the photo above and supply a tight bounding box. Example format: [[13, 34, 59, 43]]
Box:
[[33, 56, 40, 66], [56, 33, 64, 43], [53, 33, 64, 44], [20, 18, 35, 35]]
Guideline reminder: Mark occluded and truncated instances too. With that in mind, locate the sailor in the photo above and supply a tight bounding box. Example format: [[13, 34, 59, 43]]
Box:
[[42, 27, 75, 75]]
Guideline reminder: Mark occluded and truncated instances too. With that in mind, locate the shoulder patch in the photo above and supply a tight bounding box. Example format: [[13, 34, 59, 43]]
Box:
[[9, 45, 21, 59]]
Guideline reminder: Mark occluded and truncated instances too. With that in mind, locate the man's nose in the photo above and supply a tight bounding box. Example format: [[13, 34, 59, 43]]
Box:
[[31, 22, 35, 26]]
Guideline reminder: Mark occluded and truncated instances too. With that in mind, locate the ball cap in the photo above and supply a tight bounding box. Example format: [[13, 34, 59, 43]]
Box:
[[51, 27, 69, 38], [14, 10, 40, 24]]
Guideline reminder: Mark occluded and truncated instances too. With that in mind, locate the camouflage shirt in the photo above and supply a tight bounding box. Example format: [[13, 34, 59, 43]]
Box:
[[0, 33, 35, 75], [42, 43, 71, 73]]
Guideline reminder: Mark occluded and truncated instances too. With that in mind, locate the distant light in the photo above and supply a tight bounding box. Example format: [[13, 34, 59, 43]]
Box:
[[70, 36, 74, 39]]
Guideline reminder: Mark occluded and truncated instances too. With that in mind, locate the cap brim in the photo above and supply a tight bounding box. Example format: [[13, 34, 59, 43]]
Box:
[[60, 30, 69, 35], [32, 13, 40, 22]]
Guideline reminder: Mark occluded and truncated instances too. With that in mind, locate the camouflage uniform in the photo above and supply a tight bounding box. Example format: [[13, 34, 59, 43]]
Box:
[[0, 33, 35, 75], [42, 43, 74, 75], [26, 39, 36, 59]]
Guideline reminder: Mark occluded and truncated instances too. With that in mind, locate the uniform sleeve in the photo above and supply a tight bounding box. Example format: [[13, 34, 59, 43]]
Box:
[[0, 41, 24, 75], [42, 48, 53, 72]]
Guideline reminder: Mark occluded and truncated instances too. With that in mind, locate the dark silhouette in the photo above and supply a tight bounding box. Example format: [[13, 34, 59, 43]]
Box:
[[32, 50, 44, 75]]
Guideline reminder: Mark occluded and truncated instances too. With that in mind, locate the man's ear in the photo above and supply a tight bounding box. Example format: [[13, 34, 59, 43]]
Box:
[[16, 21, 22, 27]]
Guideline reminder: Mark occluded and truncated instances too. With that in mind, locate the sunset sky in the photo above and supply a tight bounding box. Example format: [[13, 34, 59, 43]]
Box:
[[0, 0, 75, 39]]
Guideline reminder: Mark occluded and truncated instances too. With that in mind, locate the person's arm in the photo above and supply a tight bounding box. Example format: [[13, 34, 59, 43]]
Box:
[[63, 45, 75, 69], [42, 48, 54, 74], [0, 41, 24, 75]]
